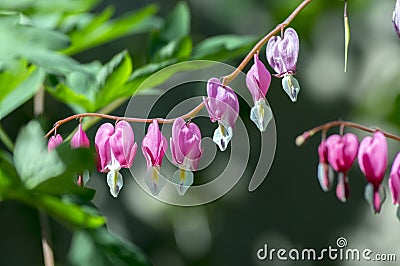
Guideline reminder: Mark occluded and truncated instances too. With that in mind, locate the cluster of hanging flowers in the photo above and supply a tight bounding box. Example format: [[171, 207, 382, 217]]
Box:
[[45, 27, 301, 198], [297, 125, 400, 215]]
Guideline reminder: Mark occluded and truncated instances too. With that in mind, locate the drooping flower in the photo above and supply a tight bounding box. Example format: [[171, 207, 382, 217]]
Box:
[[245, 54, 273, 132], [170, 117, 203, 195], [141, 120, 168, 196], [358, 132, 387, 213], [47, 134, 63, 152], [317, 140, 334, 192], [389, 152, 400, 205], [71, 124, 91, 186], [266, 27, 301, 102], [71, 124, 90, 149], [326, 133, 359, 202], [204, 77, 239, 151], [393, 0, 400, 37], [95, 121, 137, 198]]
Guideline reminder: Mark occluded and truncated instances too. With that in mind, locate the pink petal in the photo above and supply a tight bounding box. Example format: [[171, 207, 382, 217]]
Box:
[[389, 152, 400, 204], [110, 121, 137, 168], [48, 134, 63, 152], [71, 124, 90, 149], [246, 54, 271, 103], [95, 123, 114, 172], [358, 132, 387, 186]]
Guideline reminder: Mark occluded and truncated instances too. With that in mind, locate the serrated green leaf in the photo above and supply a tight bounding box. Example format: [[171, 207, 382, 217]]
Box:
[[14, 121, 66, 189], [37, 194, 106, 229], [68, 227, 151, 266], [0, 68, 45, 119], [64, 5, 161, 55], [191, 35, 257, 61], [160, 2, 190, 42], [95, 51, 133, 109]]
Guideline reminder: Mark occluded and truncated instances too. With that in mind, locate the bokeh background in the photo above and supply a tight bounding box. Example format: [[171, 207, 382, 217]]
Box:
[[1, 0, 400, 265]]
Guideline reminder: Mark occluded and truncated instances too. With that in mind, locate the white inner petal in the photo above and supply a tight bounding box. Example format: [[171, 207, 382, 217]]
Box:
[[250, 99, 272, 132], [144, 166, 167, 196], [282, 74, 300, 102], [107, 169, 123, 198], [172, 168, 194, 196], [212, 122, 233, 151]]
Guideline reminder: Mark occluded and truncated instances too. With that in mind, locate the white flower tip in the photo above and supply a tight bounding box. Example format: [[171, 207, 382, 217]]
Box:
[[144, 167, 166, 196], [213, 123, 233, 151], [250, 99, 272, 132], [172, 169, 194, 196], [107, 170, 123, 198], [282, 75, 300, 102]]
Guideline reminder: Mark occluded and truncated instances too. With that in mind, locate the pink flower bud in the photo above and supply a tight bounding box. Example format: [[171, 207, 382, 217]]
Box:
[[71, 124, 90, 149], [326, 133, 359, 203], [246, 54, 271, 103], [389, 152, 400, 205], [170, 118, 202, 171], [266, 28, 299, 76], [204, 78, 239, 151], [141, 120, 168, 169], [358, 132, 387, 187], [47, 134, 63, 152], [95, 121, 137, 197], [317, 140, 334, 192], [393, 0, 400, 37], [326, 133, 359, 173]]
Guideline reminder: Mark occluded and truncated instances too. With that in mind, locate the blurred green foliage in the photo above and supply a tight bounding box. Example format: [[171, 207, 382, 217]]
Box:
[[0, 0, 260, 265]]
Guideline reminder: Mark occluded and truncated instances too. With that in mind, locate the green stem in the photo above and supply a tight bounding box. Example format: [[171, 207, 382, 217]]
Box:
[[0, 125, 14, 152]]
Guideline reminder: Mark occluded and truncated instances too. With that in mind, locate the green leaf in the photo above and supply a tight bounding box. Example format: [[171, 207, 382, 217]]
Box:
[[68, 227, 151, 266], [0, 18, 92, 77], [14, 121, 66, 189], [0, 0, 98, 13], [152, 36, 192, 62], [46, 84, 95, 113], [0, 68, 45, 118], [95, 51, 133, 109], [160, 2, 190, 42], [0, 60, 30, 102], [64, 5, 162, 55], [32, 145, 96, 200], [191, 35, 257, 61], [37, 194, 106, 229]]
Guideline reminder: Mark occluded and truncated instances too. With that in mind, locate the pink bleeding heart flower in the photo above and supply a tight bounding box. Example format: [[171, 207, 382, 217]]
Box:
[[326, 133, 359, 202], [141, 119, 168, 195], [71, 124, 90, 149], [266, 27, 300, 102], [389, 153, 400, 205], [245, 54, 273, 132], [358, 131, 388, 214], [71, 124, 90, 186], [393, 0, 400, 38], [95, 121, 137, 197], [317, 140, 334, 192], [204, 78, 239, 151], [170, 117, 203, 195], [47, 134, 63, 152]]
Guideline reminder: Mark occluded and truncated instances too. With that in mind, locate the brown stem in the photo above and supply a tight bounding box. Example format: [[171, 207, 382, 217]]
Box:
[[39, 210, 54, 266], [45, 0, 313, 139], [221, 0, 312, 85], [296, 120, 400, 146], [45, 102, 205, 138]]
